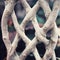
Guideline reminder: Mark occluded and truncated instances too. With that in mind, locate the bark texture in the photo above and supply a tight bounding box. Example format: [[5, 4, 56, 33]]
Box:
[[1, 0, 60, 60]]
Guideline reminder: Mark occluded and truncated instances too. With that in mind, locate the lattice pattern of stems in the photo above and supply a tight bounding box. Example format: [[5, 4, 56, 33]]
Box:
[[1, 0, 60, 60]]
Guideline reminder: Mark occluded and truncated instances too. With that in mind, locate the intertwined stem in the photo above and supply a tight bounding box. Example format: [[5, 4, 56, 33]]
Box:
[[1, 0, 60, 60]]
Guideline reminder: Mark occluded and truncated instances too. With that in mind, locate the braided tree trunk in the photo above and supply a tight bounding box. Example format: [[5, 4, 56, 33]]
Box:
[[1, 0, 60, 60]]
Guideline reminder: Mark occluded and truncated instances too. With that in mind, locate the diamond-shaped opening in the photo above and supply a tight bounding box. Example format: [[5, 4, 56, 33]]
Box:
[[27, 0, 37, 7], [36, 42, 46, 57], [25, 53, 35, 60], [14, 2, 26, 24], [7, 16, 17, 43], [16, 39, 26, 54], [46, 29, 52, 40], [8, 16, 16, 32], [47, 0, 54, 10], [25, 21, 35, 40], [36, 7, 46, 27]]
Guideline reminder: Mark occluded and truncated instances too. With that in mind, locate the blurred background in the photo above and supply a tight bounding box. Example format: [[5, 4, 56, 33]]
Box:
[[0, 0, 60, 60]]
